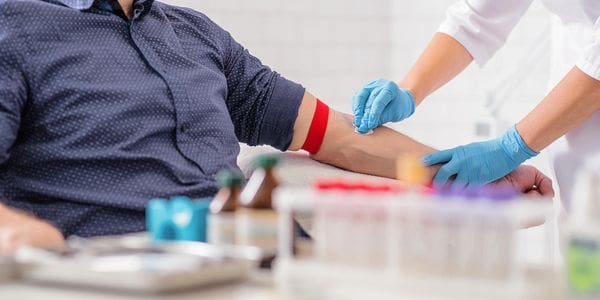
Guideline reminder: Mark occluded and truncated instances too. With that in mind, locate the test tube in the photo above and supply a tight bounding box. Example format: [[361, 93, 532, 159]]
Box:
[[390, 190, 414, 274], [432, 189, 462, 277], [478, 187, 518, 280], [453, 188, 483, 277], [395, 154, 431, 275], [366, 195, 390, 269]]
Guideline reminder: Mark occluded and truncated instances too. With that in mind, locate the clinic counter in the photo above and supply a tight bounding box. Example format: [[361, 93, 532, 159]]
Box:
[[0, 270, 298, 300]]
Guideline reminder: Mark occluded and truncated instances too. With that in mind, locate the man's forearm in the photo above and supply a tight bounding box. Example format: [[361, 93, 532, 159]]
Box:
[[288, 91, 436, 179], [288, 91, 554, 197], [312, 110, 435, 179]]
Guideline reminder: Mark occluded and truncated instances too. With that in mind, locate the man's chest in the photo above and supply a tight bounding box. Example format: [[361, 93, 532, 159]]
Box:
[[14, 10, 240, 174], [24, 12, 230, 130]]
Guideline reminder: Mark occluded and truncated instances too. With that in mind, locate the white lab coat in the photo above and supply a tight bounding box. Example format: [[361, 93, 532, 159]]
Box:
[[438, 0, 600, 208]]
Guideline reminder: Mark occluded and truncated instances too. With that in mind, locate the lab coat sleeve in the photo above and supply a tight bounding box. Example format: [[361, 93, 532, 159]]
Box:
[[576, 17, 600, 81], [438, 0, 535, 66]]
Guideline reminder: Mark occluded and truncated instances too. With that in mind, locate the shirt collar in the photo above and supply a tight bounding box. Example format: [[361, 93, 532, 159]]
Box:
[[52, 0, 154, 11], [53, 0, 95, 10]]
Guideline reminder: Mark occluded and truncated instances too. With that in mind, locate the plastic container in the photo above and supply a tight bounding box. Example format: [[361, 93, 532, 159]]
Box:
[[236, 154, 280, 251], [274, 183, 558, 300], [565, 170, 600, 299], [146, 196, 210, 242]]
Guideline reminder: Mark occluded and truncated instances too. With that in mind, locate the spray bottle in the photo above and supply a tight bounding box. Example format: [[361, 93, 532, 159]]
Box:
[[565, 169, 600, 299]]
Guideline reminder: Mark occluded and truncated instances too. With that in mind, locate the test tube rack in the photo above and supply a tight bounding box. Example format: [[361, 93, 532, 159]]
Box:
[[274, 183, 561, 300]]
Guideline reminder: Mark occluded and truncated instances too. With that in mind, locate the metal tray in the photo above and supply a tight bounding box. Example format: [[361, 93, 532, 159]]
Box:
[[13, 234, 265, 293]]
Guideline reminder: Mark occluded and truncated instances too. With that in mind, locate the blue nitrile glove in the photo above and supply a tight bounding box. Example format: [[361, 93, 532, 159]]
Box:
[[352, 79, 415, 134], [422, 125, 539, 189]]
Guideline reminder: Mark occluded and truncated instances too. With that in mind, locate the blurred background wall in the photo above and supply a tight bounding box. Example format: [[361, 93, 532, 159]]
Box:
[[164, 0, 555, 176]]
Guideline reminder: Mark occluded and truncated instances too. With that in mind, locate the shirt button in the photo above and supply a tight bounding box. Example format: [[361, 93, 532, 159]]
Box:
[[180, 123, 191, 133], [133, 7, 144, 18]]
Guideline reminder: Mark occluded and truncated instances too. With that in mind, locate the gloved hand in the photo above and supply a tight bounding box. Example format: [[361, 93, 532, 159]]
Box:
[[422, 125, 539, 189], [352, 79, 415, 133]]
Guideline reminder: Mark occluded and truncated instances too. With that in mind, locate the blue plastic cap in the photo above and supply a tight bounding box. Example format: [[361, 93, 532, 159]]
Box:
[[146, 196, 212, 243], [147, 198, 174, 241], [170, 195, 192, 203], [194, 197, 212, 209]]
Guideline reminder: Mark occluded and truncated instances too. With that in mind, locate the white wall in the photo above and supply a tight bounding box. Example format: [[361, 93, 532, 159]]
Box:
[[163, 0, 554, 174], [165, 0, 392, 113], [389, 1, 552, 146]]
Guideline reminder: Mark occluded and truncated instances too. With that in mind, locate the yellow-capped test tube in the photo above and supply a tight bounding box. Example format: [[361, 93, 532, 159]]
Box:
[[396, 154, 430, 187]]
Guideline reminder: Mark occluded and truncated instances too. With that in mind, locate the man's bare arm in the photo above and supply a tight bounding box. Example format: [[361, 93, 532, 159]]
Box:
[[288, 91, 554, 196], [289, 91, 436, 179]]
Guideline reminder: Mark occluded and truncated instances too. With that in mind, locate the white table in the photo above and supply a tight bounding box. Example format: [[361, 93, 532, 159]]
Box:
[[0, 271, 305, 300]]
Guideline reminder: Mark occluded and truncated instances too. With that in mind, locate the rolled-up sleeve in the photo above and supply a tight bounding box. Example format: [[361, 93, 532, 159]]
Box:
[[438, 0, 534, 66], [576, 17, 600, 81], [222, 33, 305, 151], [0, 12, 27, 165]]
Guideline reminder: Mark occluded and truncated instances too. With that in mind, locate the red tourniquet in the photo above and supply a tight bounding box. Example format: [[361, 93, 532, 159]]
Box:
[[301, 99, 329, 155]]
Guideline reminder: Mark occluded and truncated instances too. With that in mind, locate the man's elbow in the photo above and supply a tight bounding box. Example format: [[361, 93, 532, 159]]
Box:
[[309, 111, 356, 165]]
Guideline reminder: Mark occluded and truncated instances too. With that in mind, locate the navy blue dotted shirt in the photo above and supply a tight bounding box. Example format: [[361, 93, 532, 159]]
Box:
[[0, 0, 305, 237]]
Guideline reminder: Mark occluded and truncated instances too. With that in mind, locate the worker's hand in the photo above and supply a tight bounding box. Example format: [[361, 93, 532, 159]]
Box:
[[423, 125, 539, 189], [491, 165, 554, 198], [0, 203, 65, 255], [352, 79, 415, 134]]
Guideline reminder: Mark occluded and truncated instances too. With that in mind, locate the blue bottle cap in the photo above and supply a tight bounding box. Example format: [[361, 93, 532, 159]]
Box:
[[147, 196, 214, 243], [193, 198, 212, 243], [147, 198, 175, 241], [170, 200, 193, 227], [194, 198, 212, 210], [170, 195, 192, 203], [168, 196, 198, 241]]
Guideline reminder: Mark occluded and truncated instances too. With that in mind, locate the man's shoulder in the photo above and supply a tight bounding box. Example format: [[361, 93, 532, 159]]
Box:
[[0, 1, 28, 29], [155, 2, 208, 19], [0, 0, 48, 11], [154, 1, 218, 30], [0, 1, 57, 48], [0, 0, 55, 21], [154, 1, 230, 46], [0, 1, 38, 63]]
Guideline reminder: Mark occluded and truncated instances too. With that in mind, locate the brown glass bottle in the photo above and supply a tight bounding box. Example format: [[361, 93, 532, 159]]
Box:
[[239, 155, 280, 209], [208, 169, 244, 245], [210, 170, 243, 213], [236, 154, 281, 251]]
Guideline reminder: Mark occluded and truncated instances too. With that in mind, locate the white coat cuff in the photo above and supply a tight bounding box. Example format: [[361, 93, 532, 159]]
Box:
[[576, 17, 600, 81], [576, 43, 600, 81]]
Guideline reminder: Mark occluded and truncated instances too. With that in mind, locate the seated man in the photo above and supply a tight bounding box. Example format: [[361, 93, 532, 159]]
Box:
[[0, 0, 554, 253]]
